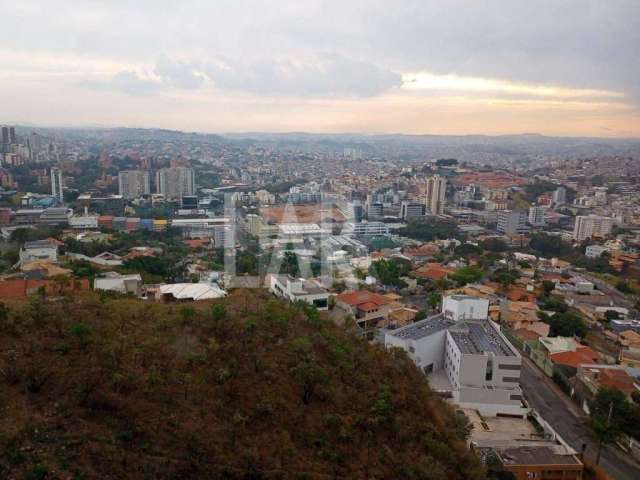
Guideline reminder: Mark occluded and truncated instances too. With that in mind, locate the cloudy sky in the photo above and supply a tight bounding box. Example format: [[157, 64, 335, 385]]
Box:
[[1, 0, 639, 137]]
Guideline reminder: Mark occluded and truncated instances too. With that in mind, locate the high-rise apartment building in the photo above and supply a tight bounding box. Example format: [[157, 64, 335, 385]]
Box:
[[51, 166, 64, 203], [573, 215, 614, 242], [426, 175, 446, 214], [156, 167, 195, 199], [528, 206, 546, 227], [497, 210, 529, 235], [553, 187, 566, 206], [118, 170, 151, 199]]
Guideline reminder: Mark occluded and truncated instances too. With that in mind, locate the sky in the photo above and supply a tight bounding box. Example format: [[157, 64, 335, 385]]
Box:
[[1, 0, 639, 137]]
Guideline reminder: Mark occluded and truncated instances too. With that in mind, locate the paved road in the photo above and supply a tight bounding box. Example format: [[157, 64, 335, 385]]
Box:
[[571, 270, 635, 310], [520, 357, 640, 480]]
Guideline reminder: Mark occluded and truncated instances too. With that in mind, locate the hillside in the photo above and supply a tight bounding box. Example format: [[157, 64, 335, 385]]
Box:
[[0, 290, 485, 479]]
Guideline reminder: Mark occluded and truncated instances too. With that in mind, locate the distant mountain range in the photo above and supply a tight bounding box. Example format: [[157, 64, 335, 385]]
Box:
[[14, 125, 640, 163]]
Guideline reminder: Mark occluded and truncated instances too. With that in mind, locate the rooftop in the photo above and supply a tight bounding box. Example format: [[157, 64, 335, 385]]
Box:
[[498, 446, 581, 466], [449, 321, 516, 356], [388, 314, 453, 340]]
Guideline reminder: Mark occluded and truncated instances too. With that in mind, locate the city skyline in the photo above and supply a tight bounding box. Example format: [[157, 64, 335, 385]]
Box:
[[1, 1, 639, 137]]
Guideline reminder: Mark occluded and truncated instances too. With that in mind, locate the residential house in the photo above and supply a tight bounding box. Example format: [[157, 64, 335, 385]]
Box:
[[269, 274, 330, 310]]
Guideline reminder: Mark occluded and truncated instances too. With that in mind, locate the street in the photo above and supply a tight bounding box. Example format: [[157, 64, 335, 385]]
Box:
[[520, 357, 640, 480]]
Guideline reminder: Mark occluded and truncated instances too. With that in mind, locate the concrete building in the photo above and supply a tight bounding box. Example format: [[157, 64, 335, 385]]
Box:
[[527, 206, 546, 227], [344, 221, 389, 236], [426, 175, 446, 214], [497, 210, 529, 235], [269, 274, 330, 310], [442, 295, 490, 321], [39, 207, 72, 226], [366, 201, 384, 219], [118, 170, 151, 199], [156, 167, 195, 199], [170, 217, 229, 245], [94, 272, 143, 296], [400, 201, 426, 220], [385, 295, 524, 417], [553, 186, 567, 206], [20, 239, 59, 266], [69, 215, 99, 229], [50, 166, 64, 203], [585, 244, 609, 258], [573, 215, 614, 242]]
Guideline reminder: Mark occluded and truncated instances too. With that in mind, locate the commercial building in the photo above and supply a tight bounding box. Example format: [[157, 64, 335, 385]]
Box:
[[156, 167, 195, 199], [344, 221, 389, 236], [400, 201, 426, 220], [426, 175, 446, 215], [118, 170, 151, 199], [497, 210, 529, 235], [527, 206, 545, 227], [39, 207, 72, 226], [573, 215, 614, 242], [385, 295, 525, 417], [19, 239, 59, 266], [170, 217, 229, 245], [69, 215, 99, 229], [51, 166, 64, 203], [366, 201, 384, 219]]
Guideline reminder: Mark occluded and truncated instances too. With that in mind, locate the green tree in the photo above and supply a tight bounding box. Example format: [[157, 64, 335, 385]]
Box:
[[450, 266, 483, 286], [590, 388, 626, 465], [547, 311, 587, 338], [616, 281, 634, 294]]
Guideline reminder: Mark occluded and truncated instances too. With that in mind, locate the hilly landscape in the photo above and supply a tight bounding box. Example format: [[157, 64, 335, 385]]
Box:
[[0, 290, 485, 479]]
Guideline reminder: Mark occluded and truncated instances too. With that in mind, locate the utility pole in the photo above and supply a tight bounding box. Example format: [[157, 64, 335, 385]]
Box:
[[596, 401, 614, 466]]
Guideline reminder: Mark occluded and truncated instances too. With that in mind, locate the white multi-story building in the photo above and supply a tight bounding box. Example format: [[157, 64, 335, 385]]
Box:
[[573, 215, 614, 242], [442, 295, 489, 321], [51, 166, 64, 203], [528, 206, 546, 227], [585, 245, 609, 258], [170, 217, 229, 245], [344, 221, 390, 236], [69, 215, 99, 229], [269, 274, 330, 310], [118, 170, 151, 199], [497, 210, 529, 235], [553, 187, 566, 206], [385, 295, 525, 417], [156, 167, 195, 199], [426, 175, 447, 215]]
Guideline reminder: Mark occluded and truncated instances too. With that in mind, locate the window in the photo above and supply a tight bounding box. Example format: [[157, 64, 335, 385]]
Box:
[[503, 377, 520, 383], [409, 346, 415, 353], [313, 298, 328, 309], [424, 363, 434, 374], [499, 364, 521, 370], [485, 358, 493, 381]]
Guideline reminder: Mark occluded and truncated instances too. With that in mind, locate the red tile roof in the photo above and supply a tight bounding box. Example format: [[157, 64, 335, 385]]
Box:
[[599, 369, 637, 395], [550, 346, 601, 369], [413, 263, 453, 280], [337, 290, 392, 308]]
